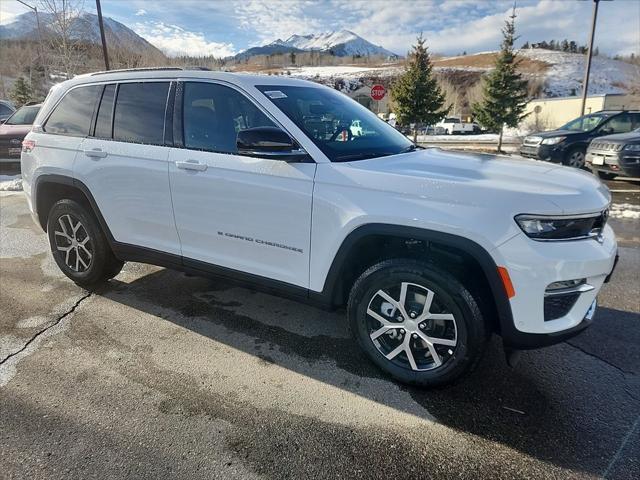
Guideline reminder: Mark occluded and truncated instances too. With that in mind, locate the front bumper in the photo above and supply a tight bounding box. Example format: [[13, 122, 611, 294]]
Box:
[[495, 224, 617, 349], [520, 144, 566, 163], [586, 150, 640, 178]]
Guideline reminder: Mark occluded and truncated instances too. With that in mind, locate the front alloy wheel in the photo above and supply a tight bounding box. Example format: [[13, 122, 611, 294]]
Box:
[[366, 282, 458, 371], [348, 259, 487, 386], [566, 149, 586, 168]]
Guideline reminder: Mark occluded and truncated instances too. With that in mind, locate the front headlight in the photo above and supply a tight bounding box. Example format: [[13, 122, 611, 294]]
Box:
[[515, 212, 607, 241], [623, 144, 640, 151], [541, 136, 566, 145]]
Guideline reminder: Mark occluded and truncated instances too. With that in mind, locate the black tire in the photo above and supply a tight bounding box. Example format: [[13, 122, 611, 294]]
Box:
[[348, 259, 488, 387], [47, 199, 123, 288], [564, 147, 586, 168], [597, 171, 617, 180]]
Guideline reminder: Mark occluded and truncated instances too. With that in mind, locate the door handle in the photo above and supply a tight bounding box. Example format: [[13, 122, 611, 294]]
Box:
[[84, 148, 108, 158], [176, 160, 208, 172]]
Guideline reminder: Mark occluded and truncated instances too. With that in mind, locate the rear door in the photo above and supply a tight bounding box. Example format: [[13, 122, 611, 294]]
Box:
[[168, 80, 315, 287], [75, 81, 181, 255]]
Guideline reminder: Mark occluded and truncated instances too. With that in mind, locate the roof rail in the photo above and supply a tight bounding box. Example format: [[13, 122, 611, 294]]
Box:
[[90, 67, 186, 76]]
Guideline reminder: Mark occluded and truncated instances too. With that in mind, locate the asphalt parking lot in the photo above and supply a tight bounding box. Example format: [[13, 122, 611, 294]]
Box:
[[1, 171, 639, 479]]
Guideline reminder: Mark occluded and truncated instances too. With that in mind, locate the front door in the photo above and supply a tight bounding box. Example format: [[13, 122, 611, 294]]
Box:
[[168, 81, 316, 288]]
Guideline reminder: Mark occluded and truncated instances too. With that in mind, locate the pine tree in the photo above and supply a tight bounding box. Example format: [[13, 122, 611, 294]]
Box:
[[472, 8, 528, 152], [391, 35, 448, 142], [10, 77, 33, 107]]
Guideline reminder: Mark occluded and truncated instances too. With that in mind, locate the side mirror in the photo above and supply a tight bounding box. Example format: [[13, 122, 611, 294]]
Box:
[[237, 127, 308, 161]]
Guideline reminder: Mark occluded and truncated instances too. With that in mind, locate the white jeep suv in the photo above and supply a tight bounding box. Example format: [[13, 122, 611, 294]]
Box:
[[21, 68, 617, 386]]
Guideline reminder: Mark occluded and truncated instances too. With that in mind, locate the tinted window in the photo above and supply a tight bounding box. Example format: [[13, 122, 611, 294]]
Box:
[[183, 82, 276, 153], [113, 82, 169, 145], [603, 113, 633, 134], [5, 105, 40, 125], [0, 104, 13, 115], [257, 85, 413, 162], [44, 85, 102, 136], [95, 84, 116, 138]]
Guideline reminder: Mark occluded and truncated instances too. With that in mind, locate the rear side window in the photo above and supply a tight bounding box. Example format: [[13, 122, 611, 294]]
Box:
[[113, 82, 170, 145], [94, 84, 116, 139], [44, 85, 102, 136]]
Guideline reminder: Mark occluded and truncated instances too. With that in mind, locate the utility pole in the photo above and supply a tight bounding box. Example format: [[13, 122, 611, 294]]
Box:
[[16, 0, 45, 84], [95, 0, 110, 70], [580, 0, 600, 116]]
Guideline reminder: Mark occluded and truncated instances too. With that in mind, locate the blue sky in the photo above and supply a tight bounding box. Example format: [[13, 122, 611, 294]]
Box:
[[1, 0, 638, 57]]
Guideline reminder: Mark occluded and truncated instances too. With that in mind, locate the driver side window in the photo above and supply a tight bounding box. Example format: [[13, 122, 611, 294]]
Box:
[[183, 82, 277, 154], [601, 113, 632, 134]]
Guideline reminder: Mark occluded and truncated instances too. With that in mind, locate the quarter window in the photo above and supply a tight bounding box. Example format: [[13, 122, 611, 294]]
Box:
[[113, 82, 170, 145], [183, 82, 276, 153], [44, 85, 102, 136], [94, 84, 116, 139]]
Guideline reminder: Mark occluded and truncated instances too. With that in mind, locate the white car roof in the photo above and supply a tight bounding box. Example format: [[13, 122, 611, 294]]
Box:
[[63, 68, 322, 90]]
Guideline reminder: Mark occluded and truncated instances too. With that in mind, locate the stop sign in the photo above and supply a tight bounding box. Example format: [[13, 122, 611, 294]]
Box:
[[370, 84, 386, 101]]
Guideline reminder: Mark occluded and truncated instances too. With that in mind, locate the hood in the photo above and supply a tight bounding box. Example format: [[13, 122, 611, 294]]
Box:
[[0, 123, 32, 137], [592, 131, 640, 144], [333, 148, 611, 216], [533, 129, 581, 139]]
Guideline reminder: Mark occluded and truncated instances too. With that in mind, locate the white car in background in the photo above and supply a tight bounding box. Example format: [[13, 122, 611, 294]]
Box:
[[437, 117, 479, 135]]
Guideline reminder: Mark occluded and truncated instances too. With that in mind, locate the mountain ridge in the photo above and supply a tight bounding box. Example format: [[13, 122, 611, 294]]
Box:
[[235, 29, 398, 60]]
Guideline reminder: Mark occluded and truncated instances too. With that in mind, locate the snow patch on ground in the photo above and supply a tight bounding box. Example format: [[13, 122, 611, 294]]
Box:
[[610, 203, 640, 220], [0, 174, 22, 191]]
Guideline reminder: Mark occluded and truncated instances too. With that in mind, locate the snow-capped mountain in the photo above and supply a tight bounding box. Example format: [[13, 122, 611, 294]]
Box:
[[0, 11, 163, 57], [235, 30, 398, 59]]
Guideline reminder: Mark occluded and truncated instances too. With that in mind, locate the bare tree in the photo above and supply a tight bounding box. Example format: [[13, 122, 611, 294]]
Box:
[[38, 0, 85, 77]]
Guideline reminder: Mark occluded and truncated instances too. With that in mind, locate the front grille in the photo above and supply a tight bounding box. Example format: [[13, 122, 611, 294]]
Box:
[[590, 142, 623, 152], [523, 136, 542, 147], [544, 293, 580, 321]]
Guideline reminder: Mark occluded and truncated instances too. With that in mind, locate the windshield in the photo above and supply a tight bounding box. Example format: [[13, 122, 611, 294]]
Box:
[[5, 105, 40, 125], [560, 112, 611, 132], [256, 85, 413, 162]]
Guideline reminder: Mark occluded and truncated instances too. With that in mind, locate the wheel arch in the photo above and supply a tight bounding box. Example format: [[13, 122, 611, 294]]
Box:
[[315, 223, 514, 333], [33, 174, 115, 244]]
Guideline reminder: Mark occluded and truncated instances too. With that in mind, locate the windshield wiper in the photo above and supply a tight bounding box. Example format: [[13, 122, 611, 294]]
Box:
[[334, 152, 393, 161]]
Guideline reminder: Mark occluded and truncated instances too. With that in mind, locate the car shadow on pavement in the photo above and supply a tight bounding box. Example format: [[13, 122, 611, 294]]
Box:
[[98, 268, 640, 479]]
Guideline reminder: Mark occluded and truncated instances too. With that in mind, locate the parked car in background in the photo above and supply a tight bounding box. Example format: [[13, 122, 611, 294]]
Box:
[[0, 103, 41, 163], [0, 100, 16, 123], [586, 127, 640, 180], [436, 117, 478, 135], [520, 110, 640, 168]]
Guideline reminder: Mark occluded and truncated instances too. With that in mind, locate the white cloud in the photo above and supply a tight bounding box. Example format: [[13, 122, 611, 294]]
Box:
[[233, 0, 324, 43], [0, 1, 30, 25], [135, 9, 147, 16], [133, 21, 237, 57]]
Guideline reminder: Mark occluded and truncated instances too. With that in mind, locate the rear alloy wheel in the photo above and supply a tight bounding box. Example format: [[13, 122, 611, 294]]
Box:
[[47, 199, 123, 288], [348, 259, 487, 386], [566, 148, 586, 168]]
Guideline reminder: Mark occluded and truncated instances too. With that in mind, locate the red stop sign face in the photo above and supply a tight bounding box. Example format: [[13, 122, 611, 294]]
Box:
[[371, 84, 386, 101]]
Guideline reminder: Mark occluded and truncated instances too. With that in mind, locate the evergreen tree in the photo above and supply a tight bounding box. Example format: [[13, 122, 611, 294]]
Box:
[[472, 8, 529, 152], [391, 35, 448, 142], [561, 39, 569, 52], [10, 77, 33, 107]]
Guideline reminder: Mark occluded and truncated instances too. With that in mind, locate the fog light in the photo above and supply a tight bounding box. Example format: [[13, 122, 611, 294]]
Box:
[[546, 279, 585, 292]]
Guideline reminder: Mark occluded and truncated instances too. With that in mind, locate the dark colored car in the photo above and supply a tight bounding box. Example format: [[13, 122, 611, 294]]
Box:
[[520, 110, 640, 168], [0, 103, 41, 162], [586, 128, 640, 179], [0, 100, 16, 123]]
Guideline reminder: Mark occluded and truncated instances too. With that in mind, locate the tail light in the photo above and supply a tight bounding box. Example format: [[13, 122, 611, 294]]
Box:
[[22, 139, 35, 153]]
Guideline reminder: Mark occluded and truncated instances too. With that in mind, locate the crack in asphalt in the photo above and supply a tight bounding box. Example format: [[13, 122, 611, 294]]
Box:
[[565, 340, 635, 376], [0, 292, 92, 366]]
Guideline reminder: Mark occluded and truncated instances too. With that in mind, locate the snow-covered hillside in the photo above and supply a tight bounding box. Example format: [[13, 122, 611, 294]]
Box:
[[274, 49, 639, 98], [518, 49, 639, 96]]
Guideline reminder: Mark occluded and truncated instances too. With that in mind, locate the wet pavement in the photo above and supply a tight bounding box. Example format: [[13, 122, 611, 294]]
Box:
[[1, 174, 639, 479]]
